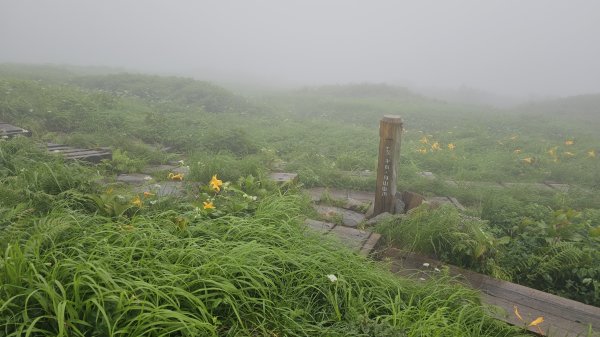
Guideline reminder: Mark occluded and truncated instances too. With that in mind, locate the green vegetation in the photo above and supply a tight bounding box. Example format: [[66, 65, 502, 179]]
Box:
[[1, 64, 599, 335], [0, 139, 525, 336]]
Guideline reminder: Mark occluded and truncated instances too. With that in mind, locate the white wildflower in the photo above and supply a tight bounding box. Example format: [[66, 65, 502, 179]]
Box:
[[422, 263, 430, 268], [326, 274, 338, 283]]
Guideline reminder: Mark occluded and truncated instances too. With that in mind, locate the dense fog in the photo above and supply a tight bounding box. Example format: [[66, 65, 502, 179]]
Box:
[[1, 0, 600, 97]]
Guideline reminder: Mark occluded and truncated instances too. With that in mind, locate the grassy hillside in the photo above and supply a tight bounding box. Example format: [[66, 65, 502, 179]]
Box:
[[1, 65, 599, 332]]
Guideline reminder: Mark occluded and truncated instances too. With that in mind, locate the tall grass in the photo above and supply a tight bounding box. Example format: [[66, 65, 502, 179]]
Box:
[[1, 195, 525, 336]]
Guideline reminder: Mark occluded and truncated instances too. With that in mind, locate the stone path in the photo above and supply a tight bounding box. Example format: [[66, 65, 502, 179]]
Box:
[[304, 219, 381, 256], [304, 187, 384, 256], [303, 186, 469, 257]]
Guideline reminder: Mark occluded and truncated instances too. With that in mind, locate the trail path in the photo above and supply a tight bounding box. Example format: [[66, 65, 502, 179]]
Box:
[[303, 186, 600, 337], [110, 165, 600, 336]]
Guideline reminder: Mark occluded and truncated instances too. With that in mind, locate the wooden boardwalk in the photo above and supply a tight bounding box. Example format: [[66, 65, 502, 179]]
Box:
[[381, 249, 600, 337], [46, 143, 112, 163]]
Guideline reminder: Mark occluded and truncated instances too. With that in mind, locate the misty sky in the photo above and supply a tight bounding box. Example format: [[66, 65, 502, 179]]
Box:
[[1, 0, 600, 97]]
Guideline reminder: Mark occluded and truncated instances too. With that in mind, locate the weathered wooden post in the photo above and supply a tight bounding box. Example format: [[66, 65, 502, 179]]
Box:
[[373, 115, 403, 216]]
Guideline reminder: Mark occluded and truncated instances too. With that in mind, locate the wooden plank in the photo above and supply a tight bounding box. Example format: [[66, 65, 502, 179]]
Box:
[[0, 123, 32, 138], [359, 232, 382, 256], [67, 152, 112, 163], [374, 115, 403, 216], [51, 148, 90, 154], [47, 146, 74, 151], [380, 249, 599, 336], [62, 149, 109, 156], [45, 142, 112, 163]]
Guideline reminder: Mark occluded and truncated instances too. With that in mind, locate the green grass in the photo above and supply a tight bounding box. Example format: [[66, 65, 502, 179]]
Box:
[[1, 63, 599, 334], [0, 194, 525, 336]]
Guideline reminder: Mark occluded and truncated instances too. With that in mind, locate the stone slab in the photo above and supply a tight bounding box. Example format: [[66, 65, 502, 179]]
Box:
[[448, 197, 466, 211], [313, 204, 365, 228], [418, 171, 436, 180], [401, 191, 425, 212], [343, 198, 371, 213], [307, 188, 348, 202], [328, 225, 371, 250], [154, 181, 185, 197], [117, 173, 154, 185], [142, 164, 178, 174], [269, 172, 298, 184], [347, 190, 375, 203], [304, 219, 335, 234]]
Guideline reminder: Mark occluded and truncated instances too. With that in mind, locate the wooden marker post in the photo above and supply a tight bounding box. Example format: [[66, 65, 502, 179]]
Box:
[[373, 115, 403, 216]]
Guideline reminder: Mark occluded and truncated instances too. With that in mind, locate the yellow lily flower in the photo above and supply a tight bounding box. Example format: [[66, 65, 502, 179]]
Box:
[[210, 174, 223, 192], [565, 139, 574, 146], [431, 142, 441, 151], [419, 136, 429, 144], [529, 316, 544, 327], [168, 172, 184, 181], [203, 201, 215, 209], [447, 143, 456, 150], [522, 157, 534, 164], [132, 195, 143, 207], [588, 150, 596, 158], [143, 191, 155, 197], [513, 306, 523, 321]]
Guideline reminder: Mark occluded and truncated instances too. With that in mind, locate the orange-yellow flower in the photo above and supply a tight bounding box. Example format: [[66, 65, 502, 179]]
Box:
[[417, 148, 428, 154], [143, 191, 155, 197], [203, 201, 215, 209], [132, 195, 143, 207], [448, 143, 456, 150], [168, 172, 184, 181], [210, 174, 223, 192], [588, 150, 596, 158], [565, 139, 574, 146], [514, 149, 522, 154], [529, 316, 544, 326], [419, 136, 429, 144], [431, 142, 441, 151], [513, 306, 523, 321], [522, 157, 534, 164]]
